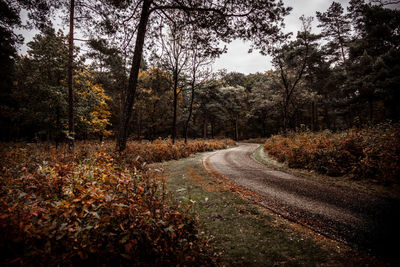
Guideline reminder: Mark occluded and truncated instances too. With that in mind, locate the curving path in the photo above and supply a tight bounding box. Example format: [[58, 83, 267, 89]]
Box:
[[204, 143, 400, 264]]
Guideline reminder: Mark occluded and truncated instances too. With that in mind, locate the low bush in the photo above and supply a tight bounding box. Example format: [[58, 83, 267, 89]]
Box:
[[263, 124, 400, 182], [0, 139, 234, 265], [118, 139, 236, 169]]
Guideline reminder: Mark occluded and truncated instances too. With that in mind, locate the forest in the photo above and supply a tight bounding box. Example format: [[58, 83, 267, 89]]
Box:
[[0, 0, 398, 145], [1, 0, 399, 265]]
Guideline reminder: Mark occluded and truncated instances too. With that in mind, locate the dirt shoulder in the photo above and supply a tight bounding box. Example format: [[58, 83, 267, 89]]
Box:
[[153, 152, 383, 266]]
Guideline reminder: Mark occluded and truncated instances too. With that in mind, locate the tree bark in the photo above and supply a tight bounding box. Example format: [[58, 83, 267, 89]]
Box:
[[68, 0, 75, 150], [283, 101, 288, 134], [340, 44, 347, 67], [311, 100, 315, 131], [117, 0, 152, 152], [184, 79, 195, 144], [172, 69, 178, 144]]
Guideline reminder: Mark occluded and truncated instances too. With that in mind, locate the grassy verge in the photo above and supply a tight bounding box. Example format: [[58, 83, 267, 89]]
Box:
[[159, 152, 381, 266]]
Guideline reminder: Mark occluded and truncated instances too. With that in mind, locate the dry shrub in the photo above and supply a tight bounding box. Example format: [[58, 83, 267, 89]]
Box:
[[117, 139, 236, 169], [0, 139, 234, 266], [264, 124, 400, 182], [351, 125, 400, 183]]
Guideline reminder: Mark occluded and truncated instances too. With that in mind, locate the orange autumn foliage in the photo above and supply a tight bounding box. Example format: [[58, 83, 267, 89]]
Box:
[[0, 139, 234, 265], [264, 124, 400, 183]]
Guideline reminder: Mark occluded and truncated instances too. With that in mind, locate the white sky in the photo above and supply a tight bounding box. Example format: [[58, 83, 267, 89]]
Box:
[[212, 0, 350, 74], [17, 0, 352, 74]]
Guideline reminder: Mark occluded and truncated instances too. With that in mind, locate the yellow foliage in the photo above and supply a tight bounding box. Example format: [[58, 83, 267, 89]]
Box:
[[75, 69, 113, 137]]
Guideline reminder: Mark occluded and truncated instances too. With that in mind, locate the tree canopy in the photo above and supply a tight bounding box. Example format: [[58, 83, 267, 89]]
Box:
[[0, 0, 399, 143]]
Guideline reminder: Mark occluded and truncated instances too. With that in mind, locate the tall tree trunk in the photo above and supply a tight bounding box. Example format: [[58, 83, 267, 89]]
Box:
[[311, 100, 315, 131], [172, 69, 178, 144], [184, 81, 195, 144], [68, 0, 75, 150], [117, 0, 152, 152], [340, 43, 346, 67], [340, 44, 349, 76], [283, 101, 288, 134]]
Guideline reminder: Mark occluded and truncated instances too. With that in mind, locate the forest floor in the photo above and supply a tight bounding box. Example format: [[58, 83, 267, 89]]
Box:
[[152, 148, 387, 266]]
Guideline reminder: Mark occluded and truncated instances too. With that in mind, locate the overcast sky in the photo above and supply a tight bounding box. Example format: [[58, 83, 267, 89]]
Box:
[[212, 0, 350, 74]]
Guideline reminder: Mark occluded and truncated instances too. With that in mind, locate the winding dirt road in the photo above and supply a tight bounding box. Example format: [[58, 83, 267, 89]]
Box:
[[204, 143, 400, 264]]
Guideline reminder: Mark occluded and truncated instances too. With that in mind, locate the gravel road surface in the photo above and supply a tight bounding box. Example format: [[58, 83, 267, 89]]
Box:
[[205, 143, 400, 264]]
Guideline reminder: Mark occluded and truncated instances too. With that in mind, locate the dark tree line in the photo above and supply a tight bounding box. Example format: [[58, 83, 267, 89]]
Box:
[[0, 0, 399, 144]]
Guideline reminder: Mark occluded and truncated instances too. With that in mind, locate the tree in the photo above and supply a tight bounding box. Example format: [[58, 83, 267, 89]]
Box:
[[152, 15, 219, 143], [4, 0, 54, 30], [316, 2, 351, 67], [194, 78, 225, 139], [246, 72, 281, 136], [13, 29, 69, 141], [219, 86, 246, 140], [86, 38, 130, 135], [75, 69, 113, 141], [0, 0, 56, 140], [272, 16, 315, 133], [12, 29, 113, 143], [134, 68, 173, 139], [67, 0, 75, 148], [183, 42, 214, 143], [224, 72, 247, 88], [345, 3, 400, 123], [347, 0, 367, 37], [152, 18, 189, 143], [97, 0, 291, 151], [0, 0, 22, 140]]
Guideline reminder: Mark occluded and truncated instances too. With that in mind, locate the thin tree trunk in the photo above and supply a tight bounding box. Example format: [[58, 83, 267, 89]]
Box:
[[311, 100, 315, 131], [172, 70, 178, 144], [184, 80, 195, 144], [283, 102, 288, 134], [68, 0, 75, 150], [117, 0, 152, 152], [340, 43, 347, 68]]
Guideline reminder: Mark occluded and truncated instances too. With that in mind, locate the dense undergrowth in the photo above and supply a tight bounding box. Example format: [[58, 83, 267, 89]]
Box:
[[0, 139, 235, 266], [264, 124, 400, 183]]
